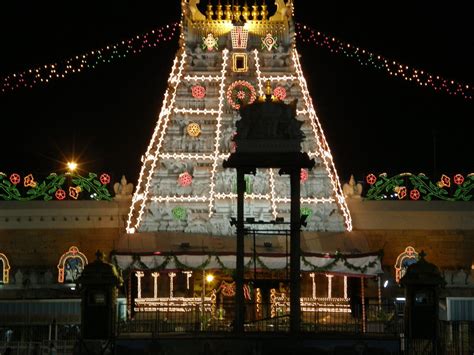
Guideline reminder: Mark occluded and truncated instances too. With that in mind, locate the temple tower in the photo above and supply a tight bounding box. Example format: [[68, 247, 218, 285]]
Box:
[[126, 0, 352, 235]]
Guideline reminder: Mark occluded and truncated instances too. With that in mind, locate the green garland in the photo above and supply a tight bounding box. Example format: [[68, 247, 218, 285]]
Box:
[[115, 252, 381, 275], [301, 251, 382, 274], [0, 172, 111, 201], [365, 172, 474, 201]]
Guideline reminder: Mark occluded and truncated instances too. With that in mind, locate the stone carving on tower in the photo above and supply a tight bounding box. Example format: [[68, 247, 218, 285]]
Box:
[[126, 0, 352, 235]]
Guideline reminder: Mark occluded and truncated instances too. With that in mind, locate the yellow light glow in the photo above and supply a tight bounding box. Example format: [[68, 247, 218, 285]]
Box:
[[67, 161, 78, 172], [206, 274, 214, 283]]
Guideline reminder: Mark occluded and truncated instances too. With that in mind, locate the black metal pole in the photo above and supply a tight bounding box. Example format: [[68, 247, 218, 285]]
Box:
[[235, 169, 245, 333], [289, 168, 301, 333]]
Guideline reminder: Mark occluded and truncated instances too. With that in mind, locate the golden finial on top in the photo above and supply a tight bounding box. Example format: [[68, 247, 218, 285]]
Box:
[[233, 3, 241, 22], [260, 1, 268, 21], [251, 1, 259, 20], [224, 2, 233, 21], [206, 2, 214, 21], [216, 0, 224, 20], [241, 2, 250, 21]]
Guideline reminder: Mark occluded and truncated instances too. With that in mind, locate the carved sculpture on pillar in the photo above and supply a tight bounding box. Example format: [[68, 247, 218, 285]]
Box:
[[343, 174, 363, 199], [114, 175, 134, 201]]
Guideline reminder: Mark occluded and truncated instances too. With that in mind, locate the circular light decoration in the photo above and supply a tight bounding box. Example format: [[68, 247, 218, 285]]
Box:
[[226, 80, 257, 110], [187, 122, 201, 137], [178, 172, 193, 187], [172, 207, 187, 221], [191, 85, 206, 99], [300, 169, 308, 182], [409, 189, 420, 201], [366, 174, 377, 185], [55, 189, 66, 200], [453, 174, 464, 185], [273, 86, 287, 100], [100, 173, 111, 185], [9, 173, 20, 185]]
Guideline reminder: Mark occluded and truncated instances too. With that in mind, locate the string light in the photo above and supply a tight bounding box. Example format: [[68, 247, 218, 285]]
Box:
[[1, 23, 179, 93], [292, 49, 352, 231], [208, 49, 229, 217], [127, 51, 186, 234], [135, 271, 145, 299], [295, 23, 473, 100], [253, 49, 264, 96], [151, 272, 160, 298], [174, 108, 219, 115], [169, 272, 177, 298], [57, 246, 88, 283], [0, 253, 11, 284], [269, 169, 278, 219]]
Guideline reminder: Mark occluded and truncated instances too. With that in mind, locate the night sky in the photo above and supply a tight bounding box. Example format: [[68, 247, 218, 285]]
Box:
[[0, 1, 472, 186]]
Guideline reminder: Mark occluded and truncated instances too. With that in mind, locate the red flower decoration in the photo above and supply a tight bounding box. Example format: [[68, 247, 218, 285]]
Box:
[[9, 173, 20, 185], [398, 186, 407, 199], [273, 86, 287, 100], [409, 189, 420, 200], [100, 173, 111, 185], [191, 85, 206, 99], [178, 172, 193, 187], [69, 186, 81, 200], [366, 174, 377, 185], [24, 174, 37, 188], [453, 174, 464, 185], [300, 169, 308, 182], [55, 189, 66, 200]]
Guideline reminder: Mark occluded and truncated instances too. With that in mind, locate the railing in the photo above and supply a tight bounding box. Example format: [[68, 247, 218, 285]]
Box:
[[0, 340, 76, 355], [118, 301, 403, 335], [439, 321, 474, 354]]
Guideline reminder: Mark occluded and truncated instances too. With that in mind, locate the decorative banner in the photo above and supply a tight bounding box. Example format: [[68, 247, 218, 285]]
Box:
[[365, 172, 474, 201], [0, 172, 112, 201], [226, 80, 257, 109], [295, 23, 473, 100], [261, 33, 278, 51], [1, 22, 179, 93], [202, 33, 219, 51]]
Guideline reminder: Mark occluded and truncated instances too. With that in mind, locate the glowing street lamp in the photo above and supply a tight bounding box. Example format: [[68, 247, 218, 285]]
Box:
[[206, 274, 214, 283], [67, 161, 78, 172]]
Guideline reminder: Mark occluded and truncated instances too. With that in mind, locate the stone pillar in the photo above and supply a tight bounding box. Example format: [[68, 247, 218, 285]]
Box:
[[78, 250, 123, 341]]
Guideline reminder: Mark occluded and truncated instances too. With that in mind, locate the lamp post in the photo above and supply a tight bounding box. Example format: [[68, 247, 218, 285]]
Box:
[[201, 270, 214, 329]]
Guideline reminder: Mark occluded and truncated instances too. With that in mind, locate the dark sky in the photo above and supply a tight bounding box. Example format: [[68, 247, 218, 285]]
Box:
[[0, 1, 472, 186]]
